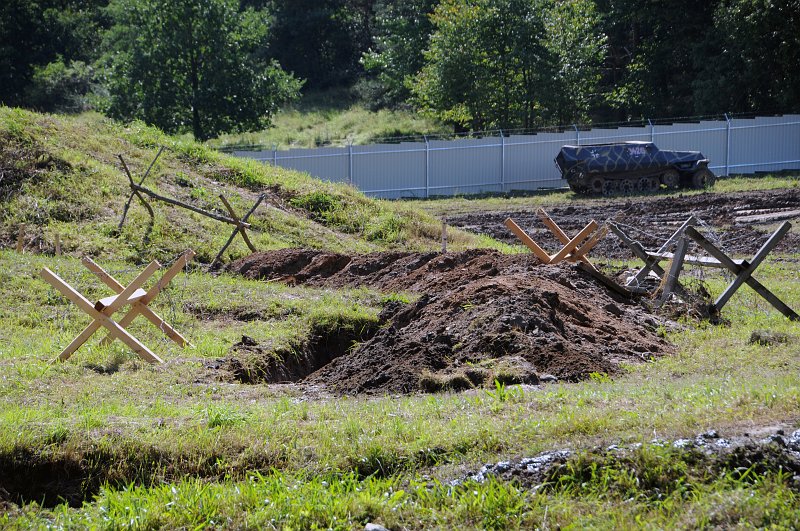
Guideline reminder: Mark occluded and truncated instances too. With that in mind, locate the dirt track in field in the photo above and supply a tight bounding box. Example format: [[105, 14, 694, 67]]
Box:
[[446, 188, 800, 259]]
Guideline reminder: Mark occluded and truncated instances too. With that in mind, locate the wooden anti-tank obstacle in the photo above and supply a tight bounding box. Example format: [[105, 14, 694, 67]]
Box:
[[610, 217, 798, 319], [505, 208, 606, 271], [117, 150, 264, 266], [40, 250, 195, 363]]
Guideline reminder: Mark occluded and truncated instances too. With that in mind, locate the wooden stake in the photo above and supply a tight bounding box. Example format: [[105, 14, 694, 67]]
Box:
[[441, 220, 447, 254], [16, 224, 25, 253], [55, 233, 61, 256]]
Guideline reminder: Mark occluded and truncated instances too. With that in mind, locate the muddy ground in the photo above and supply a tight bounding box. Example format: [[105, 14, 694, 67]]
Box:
[[222, 188, 799, 396], [447, 188, 800, 259], [227, 249, 675, 395]]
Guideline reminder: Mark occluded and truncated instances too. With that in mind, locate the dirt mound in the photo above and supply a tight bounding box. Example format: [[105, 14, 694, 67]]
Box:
[[228, 250, 673, 394]]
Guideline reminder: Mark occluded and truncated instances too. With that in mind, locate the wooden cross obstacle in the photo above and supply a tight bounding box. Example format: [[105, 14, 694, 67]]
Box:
[[117, 150, 264, 266], [40, 250, 196, 363], [608, 216, 703, 294], [210, 193, 265, 268], [504, 208, 606, 271], [684, 222, 798, 320]]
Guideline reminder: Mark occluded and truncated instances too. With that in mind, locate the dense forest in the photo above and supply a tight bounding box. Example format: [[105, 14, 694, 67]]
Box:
[[2, 0, 798, 139]]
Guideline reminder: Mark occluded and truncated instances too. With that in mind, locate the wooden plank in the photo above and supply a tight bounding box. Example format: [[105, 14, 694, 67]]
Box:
[[631, 216, 696, 285], [41, 268, 163, 362], [16, 224, 25, 253], [537, 208, 595, 269], [549, 220, 598, 263], [83, 256, 125, 291], [608, 222, 667, 288], [715, 221, 790, 309], [101, 250, 195, 347], [103, 261, 161, 315], [504, 218, 551, 263], [571, 225, 607, 260], [219, 195, 257, 252], [94, 288, 147, 311], [684, 225, 799, 320], [735, 210, 800, 224], [645, 252, 744, 268], [576, 262, 635, 298], [658, 236, 688, 306], [210, 196, 265, 267]]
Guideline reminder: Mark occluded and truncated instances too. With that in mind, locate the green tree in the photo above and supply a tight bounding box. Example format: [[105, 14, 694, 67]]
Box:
[[101, 0, 301, 140], [361, 0, 438, 106], [411, 0, 604, 131], [0, 0, 108, 109], [693, 0, 800, 115], [266, 0, 375, 89], [597, 0, 718, 119]]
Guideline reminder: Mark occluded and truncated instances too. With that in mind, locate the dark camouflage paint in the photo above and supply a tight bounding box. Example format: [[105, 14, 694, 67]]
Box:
[[555, 141, 712, 194]]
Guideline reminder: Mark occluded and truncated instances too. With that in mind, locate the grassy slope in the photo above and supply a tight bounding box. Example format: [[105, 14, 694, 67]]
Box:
[[2, 107, 800, 527], [206, 91, 450, 150], [0, 107, 498, 265]]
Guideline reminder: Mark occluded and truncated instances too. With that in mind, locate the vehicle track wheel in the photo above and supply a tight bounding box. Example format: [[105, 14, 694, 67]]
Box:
[[691, 168, 715, 189], [661, 169, 680, 189], [602, 179, 616, 196], [647, 177, 660, 193], [589, 177, 604, 195], [620, 179, 635, 195]]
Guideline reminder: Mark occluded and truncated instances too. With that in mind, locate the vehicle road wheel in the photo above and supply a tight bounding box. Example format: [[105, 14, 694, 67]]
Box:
[[646, 177, 660, 193], [620, 179, 635, 195], [589, 177, 604, 195], [602, 179, 617, 196], [661, 169, 680, 189], [691, 168, 715, 189]]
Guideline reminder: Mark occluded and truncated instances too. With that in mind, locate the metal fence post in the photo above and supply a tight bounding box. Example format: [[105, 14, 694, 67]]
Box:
[[573, 124, 580, 145], [724, 113, 732, 177], [424, 135, 430, 198], [272, 144, 277, 166], [348, 141, 354, 185], [499, 129, 505, 192], [648, 118, 654, 142]]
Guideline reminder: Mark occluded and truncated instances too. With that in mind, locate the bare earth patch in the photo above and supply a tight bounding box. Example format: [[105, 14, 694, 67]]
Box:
[[227, 249, 674, 394]]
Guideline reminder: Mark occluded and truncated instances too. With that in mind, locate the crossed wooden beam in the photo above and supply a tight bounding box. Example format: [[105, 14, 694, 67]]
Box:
[[40, 250, 195, 363], [210, 194, 265, 268], [504, 209, 606, 271], [685, 222, 798, 320]]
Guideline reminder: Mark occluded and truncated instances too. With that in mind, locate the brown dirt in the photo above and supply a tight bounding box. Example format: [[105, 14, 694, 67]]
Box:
[[447, 188, 800, 259], [227, 249, 674, 395]]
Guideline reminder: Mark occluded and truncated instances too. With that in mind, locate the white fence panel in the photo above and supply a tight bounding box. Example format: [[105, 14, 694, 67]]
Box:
[[729, 115, 800, 173], [277, 146, 350, 183], [429, 137, 503, 196], [232, 114, 800, 198], [354, 142, 427, 198], [504, 132, 574, 190]]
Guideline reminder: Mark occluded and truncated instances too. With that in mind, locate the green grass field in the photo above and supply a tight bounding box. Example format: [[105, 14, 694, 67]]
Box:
[[2, 107, 800, 528]]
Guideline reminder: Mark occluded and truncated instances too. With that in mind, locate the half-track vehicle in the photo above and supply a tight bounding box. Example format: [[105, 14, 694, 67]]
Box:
[[555, 141, 715, 195]]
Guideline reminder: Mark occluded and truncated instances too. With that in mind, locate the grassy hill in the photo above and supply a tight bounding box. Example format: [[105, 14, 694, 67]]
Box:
[[206, 90, 450, 150], [0, 107, 497, 266]]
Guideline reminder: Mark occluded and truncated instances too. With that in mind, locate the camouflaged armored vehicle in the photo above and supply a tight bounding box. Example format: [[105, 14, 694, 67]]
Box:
[[555, 141, 715, 195]]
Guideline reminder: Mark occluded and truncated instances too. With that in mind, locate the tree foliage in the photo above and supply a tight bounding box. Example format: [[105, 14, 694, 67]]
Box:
[[3, 0, 800, 135], [411, 0, 605, 131], [266, 0, 375, 90], [101, 0, 301, 140], [693, 0, 800, 115], [361, 0, 438, 106], [0, 0, 108, 108]]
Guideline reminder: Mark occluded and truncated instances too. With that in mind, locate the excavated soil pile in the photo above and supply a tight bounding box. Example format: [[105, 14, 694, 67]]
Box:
[[228, 249, 673, 395]]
